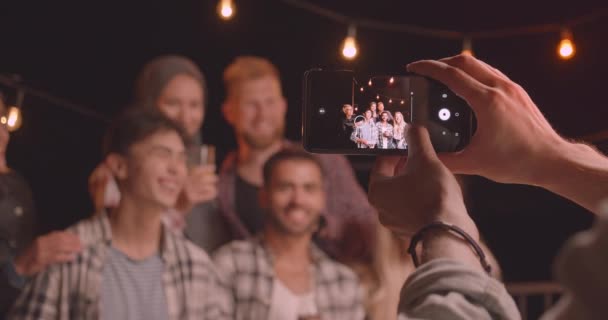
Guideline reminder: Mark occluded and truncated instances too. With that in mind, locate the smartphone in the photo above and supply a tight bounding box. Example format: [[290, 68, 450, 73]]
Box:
[[302, 69, 474, 155]]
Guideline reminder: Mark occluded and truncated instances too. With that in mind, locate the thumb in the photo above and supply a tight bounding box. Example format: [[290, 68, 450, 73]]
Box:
[[405, 125, 440, 165], [437, 150, 473, 174]]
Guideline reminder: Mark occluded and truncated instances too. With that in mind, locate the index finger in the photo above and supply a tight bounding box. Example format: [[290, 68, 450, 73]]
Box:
[[407, 60, 489, 111], [190, 164, 216, 175]]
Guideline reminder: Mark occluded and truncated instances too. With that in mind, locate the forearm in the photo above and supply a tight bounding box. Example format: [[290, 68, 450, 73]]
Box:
[[536, 141, 608, 214]]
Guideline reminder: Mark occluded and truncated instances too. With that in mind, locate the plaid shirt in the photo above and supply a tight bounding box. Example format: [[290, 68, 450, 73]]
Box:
[[377, 122, 395, 149], [212, 238, 365, 320], [8, 213, 225, 320], [350, 121, 378, 148]]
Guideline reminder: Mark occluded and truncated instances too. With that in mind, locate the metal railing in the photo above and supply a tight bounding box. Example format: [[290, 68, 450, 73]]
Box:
[[506, 282, 563, 320]]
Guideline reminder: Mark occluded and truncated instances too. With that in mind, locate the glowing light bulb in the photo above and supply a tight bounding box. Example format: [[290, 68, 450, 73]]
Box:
[[6, 106, 22, 132], [368, 79, 372, 86], [342, 37, 357, 59], [400, 100, 405, 105], [389, 99, 393, 104], [341, 25, 358, 60], [461, 36, 474, 56], [360, 87, 364, 92], [558, 29, 575, 60], [376, 95, 380, 100], [389, 77, 394, 84], [218, 0, 234, 20]]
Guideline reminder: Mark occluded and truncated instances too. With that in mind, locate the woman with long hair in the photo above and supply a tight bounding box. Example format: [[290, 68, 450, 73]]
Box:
[[392, 111, 409, 149]]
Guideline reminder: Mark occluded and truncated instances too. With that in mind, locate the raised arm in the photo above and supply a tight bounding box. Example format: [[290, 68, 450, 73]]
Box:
[[408, 55, 608, 214]]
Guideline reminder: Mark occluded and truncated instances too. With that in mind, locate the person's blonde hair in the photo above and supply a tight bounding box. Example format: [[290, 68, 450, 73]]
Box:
[[223, 56, 281, 99]]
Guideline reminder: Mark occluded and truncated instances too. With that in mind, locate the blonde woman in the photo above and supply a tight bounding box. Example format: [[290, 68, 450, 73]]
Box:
[[392, 111, 409, 149]]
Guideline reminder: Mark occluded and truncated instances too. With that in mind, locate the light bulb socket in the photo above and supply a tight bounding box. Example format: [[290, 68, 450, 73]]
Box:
[[462, 36, 473, 56], [347, 24, 357, 38], [560, 28, 573, 41], [15, 89, 25, 108]]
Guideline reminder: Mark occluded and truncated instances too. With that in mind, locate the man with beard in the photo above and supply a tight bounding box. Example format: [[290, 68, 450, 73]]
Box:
[[375, 102, 386, 122], [219, 56, 375, 263], [213, 149, 364, 320], [377, 111, 395, 149]]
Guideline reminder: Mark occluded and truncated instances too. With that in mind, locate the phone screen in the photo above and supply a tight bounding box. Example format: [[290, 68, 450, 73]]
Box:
[[302, 69, 473, 155]]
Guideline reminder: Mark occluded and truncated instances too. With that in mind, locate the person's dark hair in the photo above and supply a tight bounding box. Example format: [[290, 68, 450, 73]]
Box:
[[102, 108, 191, 157], [262, 148, 325, 186], [0, 91, 5, 115]]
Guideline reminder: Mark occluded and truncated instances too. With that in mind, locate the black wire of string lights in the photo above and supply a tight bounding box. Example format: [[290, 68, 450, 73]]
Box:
[[217, 0, 608, 60], [0, 74, 111, 132]]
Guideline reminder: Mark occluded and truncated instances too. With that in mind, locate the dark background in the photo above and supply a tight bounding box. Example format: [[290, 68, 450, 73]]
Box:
[[1, 0, 606, 282]]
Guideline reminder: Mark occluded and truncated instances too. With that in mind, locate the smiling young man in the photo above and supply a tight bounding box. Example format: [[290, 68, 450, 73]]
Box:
[[9, 109, 222, 320], [213, 149, 364, 320]]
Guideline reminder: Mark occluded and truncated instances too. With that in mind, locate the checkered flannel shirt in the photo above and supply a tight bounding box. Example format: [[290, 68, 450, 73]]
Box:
[[377, 122, 395, 149], [8, 212, 226, 320], [212, 237, 365, 320]]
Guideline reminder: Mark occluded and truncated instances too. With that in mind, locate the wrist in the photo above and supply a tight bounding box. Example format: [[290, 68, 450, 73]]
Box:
[[534, 140, 608, 212], [412, 221, 488, 274]]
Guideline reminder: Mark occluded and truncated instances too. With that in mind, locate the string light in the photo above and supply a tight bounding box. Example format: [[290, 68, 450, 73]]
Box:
[[389, 77, 394, 84], [6, 89, 24, 132], [368, 79, 372, 86], [341, 24, 358, 60], [360, 87, 364, 92], [376, 94, 380, 100], [558, 29, 575, 59], [279, 1, 608, 63], [6, 107, 22, 132], [400, 100, 405, 104], [217, 0, 235, 20], [461, 36, 474, 56]]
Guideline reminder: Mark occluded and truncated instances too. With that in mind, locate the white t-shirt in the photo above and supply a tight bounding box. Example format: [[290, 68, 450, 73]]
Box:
[[268, 278, 318, 320]]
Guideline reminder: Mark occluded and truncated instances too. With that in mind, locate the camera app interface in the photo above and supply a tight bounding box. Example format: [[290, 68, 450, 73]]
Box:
[[305, 71, 472, 154]]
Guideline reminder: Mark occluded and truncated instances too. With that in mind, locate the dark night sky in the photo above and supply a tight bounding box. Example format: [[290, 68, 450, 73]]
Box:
[[1, 0, 606, 281]]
